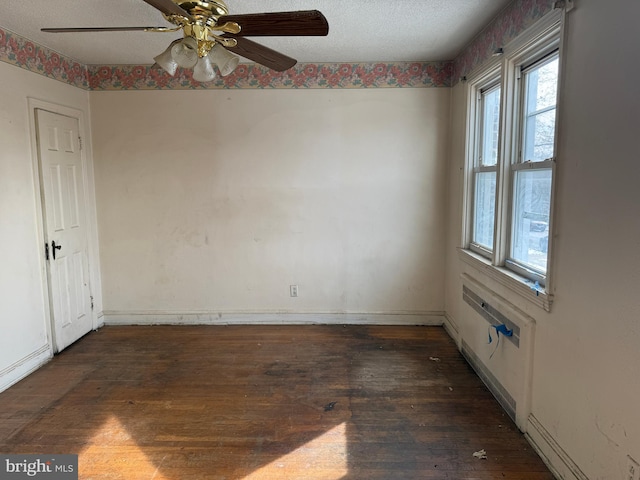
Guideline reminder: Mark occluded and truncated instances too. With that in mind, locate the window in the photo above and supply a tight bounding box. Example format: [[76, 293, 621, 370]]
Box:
[[471, 81, 500, 257], [507, 52, 558, 283], [462, 15, 562, 308]]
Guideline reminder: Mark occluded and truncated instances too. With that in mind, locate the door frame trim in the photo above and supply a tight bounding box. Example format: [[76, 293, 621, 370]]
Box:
[[27, 98, 103, 352]]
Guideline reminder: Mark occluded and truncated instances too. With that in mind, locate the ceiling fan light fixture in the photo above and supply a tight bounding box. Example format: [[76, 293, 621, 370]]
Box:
[[154, 40, 180, 76], [209, 43, 239, 76], [171, 36, 199, 68], [192, 54, 217, 82], [43, 2, 329, 75]]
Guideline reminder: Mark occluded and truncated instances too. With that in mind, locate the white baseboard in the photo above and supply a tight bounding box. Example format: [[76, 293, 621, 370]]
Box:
[[442, 312, 460, 346], [94, 310, 105, 329], [103, 311, 445, 326], [526, 414, 588, 480], [0, 344, 52, 393]]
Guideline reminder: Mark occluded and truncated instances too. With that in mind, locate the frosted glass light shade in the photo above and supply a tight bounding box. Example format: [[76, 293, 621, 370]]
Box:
[[171, 37, 198, 68], [209, 44, 239, 76], [154, 41, 180, 76], [193, 55, 217, 83]]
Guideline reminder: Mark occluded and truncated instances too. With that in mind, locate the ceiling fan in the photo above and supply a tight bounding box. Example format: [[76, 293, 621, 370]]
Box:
[[42, 0, 329, 82]]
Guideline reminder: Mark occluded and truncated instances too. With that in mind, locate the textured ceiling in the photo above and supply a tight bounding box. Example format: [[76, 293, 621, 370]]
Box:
[[0, 0, 512, 65]]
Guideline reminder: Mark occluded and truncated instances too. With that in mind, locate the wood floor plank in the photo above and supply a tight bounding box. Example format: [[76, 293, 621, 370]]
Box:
[[0, 325, 554, 479]]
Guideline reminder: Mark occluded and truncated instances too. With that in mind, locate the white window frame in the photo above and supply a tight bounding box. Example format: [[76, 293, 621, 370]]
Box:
[[460, 9, 565, 312], [505, 49, 559, 286], [469, 75, 501, 259]]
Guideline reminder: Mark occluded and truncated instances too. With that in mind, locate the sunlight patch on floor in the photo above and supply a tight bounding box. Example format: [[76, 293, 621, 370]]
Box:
[[242, 422, 348, 480], [79, 415, 170, 480]]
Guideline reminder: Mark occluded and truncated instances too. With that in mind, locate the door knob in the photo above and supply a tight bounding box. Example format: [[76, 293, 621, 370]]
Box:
[[51, 240, 62, 260]]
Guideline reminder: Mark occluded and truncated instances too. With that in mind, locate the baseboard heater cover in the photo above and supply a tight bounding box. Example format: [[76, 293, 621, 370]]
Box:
[[459, 273, 536, 432], [463, 285, 520, 347], [461, 339, 517, 422]]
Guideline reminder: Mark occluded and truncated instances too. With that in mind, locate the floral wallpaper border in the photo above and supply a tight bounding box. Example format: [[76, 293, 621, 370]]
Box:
[[0, 0, 554, 91], [88, 62, 453, 90], [452, 0, 554, 84], [0, 25, 451, 90], [0, 27, 88, 89]]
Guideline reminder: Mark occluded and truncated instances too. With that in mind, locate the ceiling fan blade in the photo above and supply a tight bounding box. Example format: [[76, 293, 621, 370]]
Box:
[[218, 10, 328, 37], [222, 36, 296, 71], [42, 26, 168, 33], [141, 0, 193, 21]]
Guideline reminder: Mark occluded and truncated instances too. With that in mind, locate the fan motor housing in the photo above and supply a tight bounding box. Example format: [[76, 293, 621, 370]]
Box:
[[175, 1, 229, 18]]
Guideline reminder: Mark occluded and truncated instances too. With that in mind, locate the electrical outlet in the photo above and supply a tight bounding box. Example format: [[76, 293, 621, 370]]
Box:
[[627, 455, 640, 480], [290, 285, 298, 297]]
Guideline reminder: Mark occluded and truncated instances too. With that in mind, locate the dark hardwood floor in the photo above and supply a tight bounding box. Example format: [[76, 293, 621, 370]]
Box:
[[0, 325, 554, 479]]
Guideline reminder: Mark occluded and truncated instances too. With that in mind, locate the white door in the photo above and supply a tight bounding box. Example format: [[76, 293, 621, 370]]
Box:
[[36, 109, 93, 352]]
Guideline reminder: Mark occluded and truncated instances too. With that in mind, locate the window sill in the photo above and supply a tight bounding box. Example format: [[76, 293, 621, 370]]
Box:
[[457, 248, 553, 312]]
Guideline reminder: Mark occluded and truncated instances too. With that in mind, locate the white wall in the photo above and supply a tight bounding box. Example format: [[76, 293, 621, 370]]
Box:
[[0, 61, 91, 389], [91, 88, 450, 322], [445, 1, 640, 478]]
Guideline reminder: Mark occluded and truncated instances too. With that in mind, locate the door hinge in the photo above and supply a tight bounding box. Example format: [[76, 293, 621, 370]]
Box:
[[78, 136, 83, 150], [90, 295, 94, 311]]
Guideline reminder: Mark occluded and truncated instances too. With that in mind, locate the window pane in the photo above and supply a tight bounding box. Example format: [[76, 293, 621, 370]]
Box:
[[510, 169, 552, 272], [481, 88, 501, 166], [523, 57, 558, 162], [524, 109, 556, 162], [526, 59, 558, 112], [473, 171, 496, 249]]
